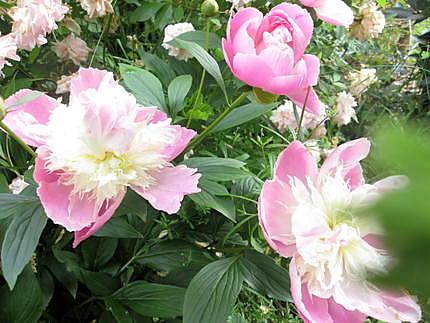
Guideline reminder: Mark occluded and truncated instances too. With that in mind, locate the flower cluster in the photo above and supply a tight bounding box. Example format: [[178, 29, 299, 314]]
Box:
[[78, 0, 113, 18], [4, 68, 201, 247], [53, 33, 90, 65], [333, 91, 358, 126], [350, 1, 386, 40]]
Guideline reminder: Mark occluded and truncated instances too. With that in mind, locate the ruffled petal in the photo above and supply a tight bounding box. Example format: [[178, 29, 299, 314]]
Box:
[[314, 0, 354, 27], [132, 165, 201, 214]]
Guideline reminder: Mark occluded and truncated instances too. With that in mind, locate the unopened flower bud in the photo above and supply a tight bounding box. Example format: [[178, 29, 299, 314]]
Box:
[[201, 0, 219, 17]]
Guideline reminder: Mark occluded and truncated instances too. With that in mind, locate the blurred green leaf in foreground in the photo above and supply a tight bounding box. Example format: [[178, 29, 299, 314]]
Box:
[[371, 124, 430, 316]]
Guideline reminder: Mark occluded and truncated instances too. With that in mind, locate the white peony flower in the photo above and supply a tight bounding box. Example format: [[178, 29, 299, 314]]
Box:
[[270, 100, 325, 133], [0, 34, 20, 76], [333, 91, 357, 126], [162, 23, 195, 61], [348, 68, 377, 96], [53, 33, 90, 65], [78, 0, 113, 18], [350, 1, 385, 40]]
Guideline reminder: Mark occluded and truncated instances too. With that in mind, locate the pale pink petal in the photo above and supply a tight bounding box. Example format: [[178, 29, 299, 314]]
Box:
[[132, 165, 201, 214], [303, 54, 320, 86], [162, 126, 196, 161], [35, 147, 100, 232], [380, 292, 421, 323], [314, 0, 354, 27], [73, 191, 125, 247], [70, 67, 112, 97], [258, 178, 297, 257], [135, 107, 168, 123], [290, 258, 366, 323], [320, 138, 371, 188], [274, 141, 318, 184], [222, 38, 234, 70], [3, 89, 60, 147], [374, 175, 408, 193], [228, 8, 263, 40], [257, 46, 294, 76]]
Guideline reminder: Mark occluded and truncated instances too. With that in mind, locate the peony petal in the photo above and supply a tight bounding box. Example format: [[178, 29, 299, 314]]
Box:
[[274, 141, 318, 184], [232, 53, 274, 90], [287, 87, 324, 116], [3, 89, 60, 147], [327, 298, 367, 323], [302, 54, 320, 86], [132, 165, 201, 214], [258, 178, 297, 257], [73, 191, 125, 247], [314, 0, 354, 27], [320, 138, 371, 188], [70, 67, 112, 97], [374, 175, 408, 193], [162, 126, 196, 161], [380, 292, 421, 323], [257, 45, 294, 76], [35, 146, 100, 231], [228, 8, 263, 40]]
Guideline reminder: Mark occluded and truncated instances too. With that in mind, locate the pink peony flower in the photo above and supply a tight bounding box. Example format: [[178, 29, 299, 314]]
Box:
[[3, 68, 201, 247], [258, 139, 421, 322], [53, 33, 90, 65], [0, 34, 20, 75], [299, 0, 353, 26], [10, 0, 68, 51], [222, 4, 323, 115]]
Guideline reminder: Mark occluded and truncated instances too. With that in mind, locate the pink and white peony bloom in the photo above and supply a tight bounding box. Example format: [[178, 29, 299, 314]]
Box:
[[298, 0, 353, 27], [10, 0, 68, 51], [333, 91, 357, 126], [258, 139, 421, 322], [78, 0, 113, 18], [222, 4, 323, 115], [0, 34, 20, 75], [53, 33, 90, 65], [3, 68, 200, 247]]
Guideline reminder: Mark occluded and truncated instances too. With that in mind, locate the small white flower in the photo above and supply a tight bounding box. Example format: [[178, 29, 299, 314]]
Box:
[[270, 100, 325, 133], [78, 0, 113, 18], [348, 68, 377, 96], [0, 34, 20, 76], [9, 176, 29, 194], [333, 91, 357, 126], [350, 1, 385, 40], [162, 23, 195, 61]]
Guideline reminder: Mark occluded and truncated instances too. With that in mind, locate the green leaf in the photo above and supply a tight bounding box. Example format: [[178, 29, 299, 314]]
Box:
[[112, 281, 186, 318], [138, 50, 176, 86], [169, 38, 227, 99], [182, 157, 247, 181], [156, 4, 173, 30], [94, 216, 143, 239], [175, 30, 221, 49], [129, 2, 164, 23], [183, 257, 243, 323], [120, 64, 167, 111], [1, 204, 47, 289], [116, 189, 149, 221], [0, 193, 39, 220], [46, 258, 78, 298], [80, 270, 120, 296], [0, 266, 43, 322], [0, 0, 13, 9], [212, 102, 277, 132], [189, 178, 236, 221], [240, 250, 291, 301], [135, 240, 211, 272], [80, 237, 118, 270], [105, 298, 134, 323], [168, 75, 192, 114]]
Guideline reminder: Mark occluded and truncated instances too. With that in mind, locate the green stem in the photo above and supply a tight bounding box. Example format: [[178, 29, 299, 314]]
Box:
[[186, 92, 248, 152], [297, 86, 311, 141], [0, 121, 36, 158]]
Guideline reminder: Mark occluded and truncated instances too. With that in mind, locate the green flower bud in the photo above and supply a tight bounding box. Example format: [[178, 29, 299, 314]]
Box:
[[201, 0, 219, 17], [253, 87, 279, 104]]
